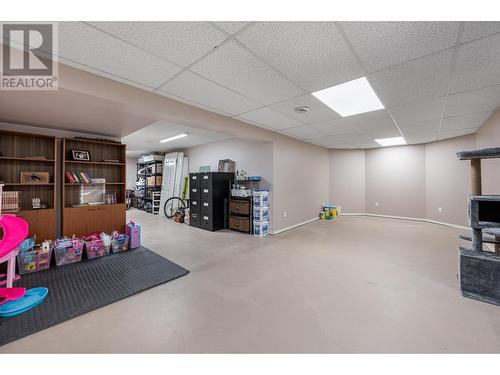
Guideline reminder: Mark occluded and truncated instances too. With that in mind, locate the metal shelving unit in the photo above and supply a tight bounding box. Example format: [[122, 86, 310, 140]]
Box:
[[136, 160, 163, 213]]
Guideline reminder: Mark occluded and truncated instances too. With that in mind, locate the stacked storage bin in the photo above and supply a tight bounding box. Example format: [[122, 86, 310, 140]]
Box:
[[253, 190, 269, 237]]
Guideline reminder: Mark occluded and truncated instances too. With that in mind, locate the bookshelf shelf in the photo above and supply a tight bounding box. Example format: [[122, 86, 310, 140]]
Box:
[[65, 160, 125, 166], [62, 138, 126, 236], [0, 130, 57, 241]]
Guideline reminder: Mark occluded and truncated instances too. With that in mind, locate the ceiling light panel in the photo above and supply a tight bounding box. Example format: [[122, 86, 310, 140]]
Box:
[[374, 136, 407, 147], [312, 77, 384, 117], [160, 133, 188, 143]]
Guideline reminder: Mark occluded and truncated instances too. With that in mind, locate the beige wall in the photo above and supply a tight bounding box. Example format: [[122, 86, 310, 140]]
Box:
[[185, 138, 273, 191], [425, 135, 474, 226], [365, 145, 426, 218], [273, 137, 330, 232], [329, 150, 365, 213], [474, 110, 500, 195], [329, 109, 500, 227]]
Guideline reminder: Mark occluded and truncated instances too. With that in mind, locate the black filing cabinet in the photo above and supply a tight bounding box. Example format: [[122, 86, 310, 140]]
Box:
[[189, 172, 234, 231]]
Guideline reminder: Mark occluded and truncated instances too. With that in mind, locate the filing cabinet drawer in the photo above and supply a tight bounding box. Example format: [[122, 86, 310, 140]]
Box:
[[190, 199, 200, 212], [190, 173, 200, 188], [200, 214, 213, 231], [229, 215, 250, 232], [201, 200, 212, 216], [190, 186, 200, 199], [200, 173, 212, 186], [189, 211, 200, 227], [229, 200, 250, 215], [201, 187, 211, 201]]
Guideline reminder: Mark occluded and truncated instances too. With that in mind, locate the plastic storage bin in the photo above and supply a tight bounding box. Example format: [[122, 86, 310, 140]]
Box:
[[17, 240, 52, 274], [111, 234, 129, 253], [253, 220, 269, 237], [84, 233, 110, 259], [253, 190, 269, 207], [54, 237, 84, 266], [253, 206, 269, 221]]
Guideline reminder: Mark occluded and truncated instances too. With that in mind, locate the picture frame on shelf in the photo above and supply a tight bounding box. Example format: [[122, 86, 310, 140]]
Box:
[[70, 149, 91, 162], [20, 171, 50, 184]]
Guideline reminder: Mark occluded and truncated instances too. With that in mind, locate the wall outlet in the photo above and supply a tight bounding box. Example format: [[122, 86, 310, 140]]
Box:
[[375, 201, 379, 207], [438, 207, 443, 213], [283, 211, 287, 218]]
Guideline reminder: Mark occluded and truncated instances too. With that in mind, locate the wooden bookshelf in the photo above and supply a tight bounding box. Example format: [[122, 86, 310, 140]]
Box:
[[62, 138, 126, 236], [0, 130, 57, 241]]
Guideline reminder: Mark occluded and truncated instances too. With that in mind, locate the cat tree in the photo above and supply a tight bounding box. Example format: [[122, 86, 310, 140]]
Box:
[[457, 147, 500, 306]]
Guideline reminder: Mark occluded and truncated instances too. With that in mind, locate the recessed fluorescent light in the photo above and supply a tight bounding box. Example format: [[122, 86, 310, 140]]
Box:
[[160, 133, 188, 143], [374, 137, 407, 147], [312, 77, 384, 117]]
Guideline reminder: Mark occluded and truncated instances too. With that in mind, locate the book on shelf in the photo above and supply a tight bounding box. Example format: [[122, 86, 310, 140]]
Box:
[[65, 171, 76, 183], [79, 172, 90, 184]]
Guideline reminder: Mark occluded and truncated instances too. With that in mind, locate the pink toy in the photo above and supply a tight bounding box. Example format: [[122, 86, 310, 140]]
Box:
[[0, 183, 29, 290], [0, 288, 26, 306], [0, 214, 29, 288]]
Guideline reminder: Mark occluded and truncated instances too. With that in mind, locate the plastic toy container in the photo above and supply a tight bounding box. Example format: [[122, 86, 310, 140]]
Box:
[[84, 233, 110, 259], [111, 234, 129, 253], [253, 206, 269, 221], [126, 221, 141, 249], [253, 190, 269, 207], [53, 237, 84, 266], [17, 246, 52, 274], [253, 220, 269, 237]]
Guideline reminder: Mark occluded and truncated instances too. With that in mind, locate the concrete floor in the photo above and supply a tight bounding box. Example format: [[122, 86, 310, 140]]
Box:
[[2, 210, 500, 353]]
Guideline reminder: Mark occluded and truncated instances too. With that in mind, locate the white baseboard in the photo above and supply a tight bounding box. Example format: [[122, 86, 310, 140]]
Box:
[[339, 212, 469, 231], [270, 217, 319, 235]]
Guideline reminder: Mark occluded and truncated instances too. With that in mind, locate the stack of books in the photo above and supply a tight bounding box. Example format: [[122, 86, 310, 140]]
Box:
[[65, 171, 94, 184]]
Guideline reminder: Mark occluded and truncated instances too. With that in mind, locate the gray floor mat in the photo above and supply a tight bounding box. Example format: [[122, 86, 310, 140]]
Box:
[[0, 246, 189, 347]]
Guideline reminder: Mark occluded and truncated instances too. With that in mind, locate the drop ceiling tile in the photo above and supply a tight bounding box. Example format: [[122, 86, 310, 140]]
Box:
[[158, 70, 261, 116], [389, 96, 446, 129], [236, 22, 363, 92], [341, 21, 459, 72], [237, 107, 302, 130], [88, 21, 227, 67], [445, 85, 500, 117], [310, 118, 359, 136], [213, 22, 251, 35], [451, 33, 500, 93], [368, 49, 454, 107], [270, 94, 341, 124], [441, 111, 492, 131], [404, 132, 439, 145], [190, 41, 304, 105], [398, 118, 441, 134], [461, 22, 500, 43], [346, 110, 400, 138], [308, 135, 350, 147], [438, 128, 479, 140], [58, 22, 181, 88], [280, 125, 324, 140]]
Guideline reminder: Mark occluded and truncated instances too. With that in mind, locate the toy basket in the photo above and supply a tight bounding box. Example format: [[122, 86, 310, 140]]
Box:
[[16, 238, 52, 274], [84, 233, 110, 259], [53, 237, 84, 266], [111, 234, 129, 253]]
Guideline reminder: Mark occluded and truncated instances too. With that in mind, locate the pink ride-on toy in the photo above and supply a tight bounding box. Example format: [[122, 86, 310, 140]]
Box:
[[0, 184, 48, 316]]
